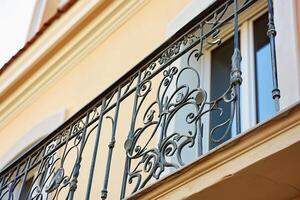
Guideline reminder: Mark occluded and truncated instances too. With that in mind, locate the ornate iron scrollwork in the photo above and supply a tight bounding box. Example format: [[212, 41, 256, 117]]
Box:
[[125, 50, 236, 192], [0, 0, 270, 199], [45, 168, 64, 193]]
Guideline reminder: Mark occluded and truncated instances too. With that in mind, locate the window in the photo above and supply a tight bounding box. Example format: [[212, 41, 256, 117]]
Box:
[[209, 37, 235, 149], [202, 12, 275, 151], [253, 14, 276, 123], [166, 1, 275, 158], [166, 1, 281, 161]]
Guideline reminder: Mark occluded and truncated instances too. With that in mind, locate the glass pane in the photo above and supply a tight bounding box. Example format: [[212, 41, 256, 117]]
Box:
[[210, 37, 234, 149], [254, 14, 276, 123]]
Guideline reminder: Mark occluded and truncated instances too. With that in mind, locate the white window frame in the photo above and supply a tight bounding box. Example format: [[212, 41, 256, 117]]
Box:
[[201, 8, 270, 153], [168, 0, 300, 111], [0, 109, 66, 171], [167, 0, 269, 155]]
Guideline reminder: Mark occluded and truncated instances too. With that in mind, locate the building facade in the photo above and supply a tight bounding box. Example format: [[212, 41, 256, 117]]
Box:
[[0, 0, 300, 199]]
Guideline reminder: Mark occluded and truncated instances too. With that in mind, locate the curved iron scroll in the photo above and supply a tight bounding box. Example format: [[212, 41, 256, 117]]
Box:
[[124, 49, 237, 193], [0, 0, 266, 199]]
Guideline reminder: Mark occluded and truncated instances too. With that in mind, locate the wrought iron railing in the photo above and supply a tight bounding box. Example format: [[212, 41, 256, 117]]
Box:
[[0, 0, 280, 199]]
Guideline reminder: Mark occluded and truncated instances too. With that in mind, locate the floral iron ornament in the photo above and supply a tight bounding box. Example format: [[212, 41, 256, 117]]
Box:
[[124, 50, 237, 193], [0, 0, 278, 199], [45, 168, 64, 193]]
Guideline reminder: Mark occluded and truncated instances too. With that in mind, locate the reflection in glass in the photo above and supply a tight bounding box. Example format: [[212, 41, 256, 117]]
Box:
[[254, 14, 275, 123], [210, 37, 234, 149]]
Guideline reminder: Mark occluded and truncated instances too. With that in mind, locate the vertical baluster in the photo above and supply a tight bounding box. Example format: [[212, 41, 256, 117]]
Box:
[[24, 145, 49, 200], [267, 0, 280, 111], [85, 98, 106, 200], [120, 71, 142, 200], [18, 156, 32, 199], [198, 23, 204, 157], [8, 166, 20, 200], [61, 125, 73, 161], [231, 0, 242, 135], [39, 125, 73, 198], [0, 175, 4, 198], [68, 111, 90, 200], [100, 86, 122, 200]]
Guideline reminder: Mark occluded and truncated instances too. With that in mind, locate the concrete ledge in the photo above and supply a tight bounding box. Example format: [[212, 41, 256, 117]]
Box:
[[127, 101, 300, 200]]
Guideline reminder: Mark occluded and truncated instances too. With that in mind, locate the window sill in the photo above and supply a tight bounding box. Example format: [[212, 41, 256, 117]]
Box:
[[127, 101, 300, 200]]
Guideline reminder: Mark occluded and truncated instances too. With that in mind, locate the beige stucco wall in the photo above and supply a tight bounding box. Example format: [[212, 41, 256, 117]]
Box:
[[0, 0, 191, 199], [0, 0, 190, 158]]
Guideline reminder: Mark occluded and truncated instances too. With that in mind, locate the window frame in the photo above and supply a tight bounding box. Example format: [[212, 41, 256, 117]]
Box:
[[165, 0, 270, 156], [195, 2, 269, 154]]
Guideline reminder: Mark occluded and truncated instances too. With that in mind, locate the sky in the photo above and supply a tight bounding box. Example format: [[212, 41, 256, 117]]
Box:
[[0, 0, 36, 68]]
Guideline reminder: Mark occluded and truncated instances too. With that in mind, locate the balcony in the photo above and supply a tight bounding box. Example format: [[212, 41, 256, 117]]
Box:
[[1, 0, 299, 199]]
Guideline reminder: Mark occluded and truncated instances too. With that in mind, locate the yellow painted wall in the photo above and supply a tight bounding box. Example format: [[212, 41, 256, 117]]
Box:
[[0, 0, 191, 199], [0, 0, 190, 157]]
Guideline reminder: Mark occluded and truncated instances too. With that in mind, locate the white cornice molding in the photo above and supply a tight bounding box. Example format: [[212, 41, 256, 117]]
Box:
[[0, 0, 150, 129], [0, 0, 99, 93]]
